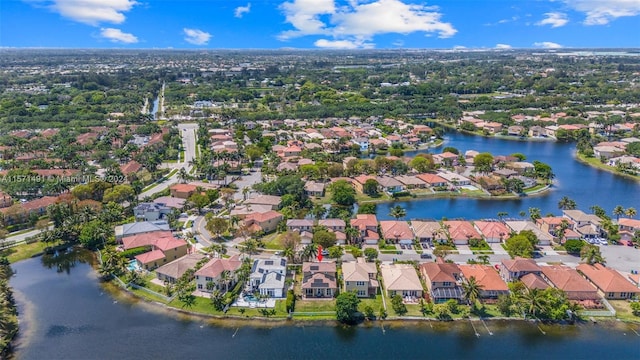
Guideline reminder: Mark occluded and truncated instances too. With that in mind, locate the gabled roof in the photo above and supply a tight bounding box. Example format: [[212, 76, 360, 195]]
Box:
[[474, 221, 510, 240], [319, 218, 345, 228], [444, 220, 481, 241], [619, 218, 640, 229], [351, 214, 378, 230], [135, 249, 165, 264], [411, 221, 444, 239], [244, 210, 282, 223], [122, 230, 174, 250], [577, 263, 640, 294], [540, 265, 598, 299], [381, 264, 422, 291], [459, 265, 508, 292], [287, 219, 314, 227], [246, 194, 281, 206], [380, 221, 414, 240], [303, 262, 336, 273]]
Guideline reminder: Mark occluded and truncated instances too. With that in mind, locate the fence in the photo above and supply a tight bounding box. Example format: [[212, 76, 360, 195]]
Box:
[[0, 235, 40, 251], [579, 298, 616, 317]]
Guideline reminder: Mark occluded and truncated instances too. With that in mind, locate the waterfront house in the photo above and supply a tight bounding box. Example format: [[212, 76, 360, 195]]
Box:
[[473, 221, 510, 243], [350, 214, 380, 245], [540, 265, 599, 301], [443, 220, 482, 245], [302, 262, 337, 299], [287, 219, 314, 232], [507, 125, 525, 136], [576, 264, 640, 300], [437, 170, 471, 186], [352, 175, 376, 193], [528, 126, 545, 137], [134, 202, 173, 222], [562, 210, 601, 238], [376, 176, 405, 194], [593, 145, 626, 160], [243, 211, 283, 233], [459, 265, 509, 300], [381, 263, 423, 300], [115, 220, 171, 241], [250, 257, 287, 298], [343, 259, 379, 297], [379, 221, 414, 245], [411, 221, 447, 245], [415, 173, 448, 188], [124, 233, 189, 271], [195, 255, 243, 293], [618, 218, 640, 242], [521, 273, 550, 291], [155, 253, 205, 284], [318, 219, 346, 232], [420, 261, 463, 303], [500, 257, 542, 282], [394, 175, 427, 189], [505, 162, 535, 175]]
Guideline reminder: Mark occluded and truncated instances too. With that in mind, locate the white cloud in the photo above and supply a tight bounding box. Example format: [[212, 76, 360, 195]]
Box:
[[100, 28, 138, 43], [495, 44, 512, 49], [533, 41, 563, 49], [279, 0, 456, 48], [536, 12, 569, 27], [314, 38, 373, 49], [27, 0, 137, 26], [183, 28, 212, 45], [234, 3, 251, 18], [563, 0, 640, 25], [453, 45, 466, 49]]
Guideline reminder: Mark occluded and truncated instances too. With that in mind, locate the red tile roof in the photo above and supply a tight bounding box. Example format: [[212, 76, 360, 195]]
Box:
[[577, 263, 640, 294], [459, 265, 509, 292], [380, 221, 414, 240], [122, 231, 175, 250], [135, 249, 165, 264], [195, 255, 242, 278]]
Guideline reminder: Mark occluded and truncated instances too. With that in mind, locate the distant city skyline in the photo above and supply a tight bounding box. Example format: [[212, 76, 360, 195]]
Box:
[[2, 0, 640, 49]]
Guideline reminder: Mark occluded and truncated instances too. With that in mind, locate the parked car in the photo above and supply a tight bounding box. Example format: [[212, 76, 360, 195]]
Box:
[[420, 253, 432, 259]]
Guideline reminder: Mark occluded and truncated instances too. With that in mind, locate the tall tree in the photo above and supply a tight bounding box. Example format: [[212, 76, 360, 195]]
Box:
[[613, 205, 625, 220], [462, 276, 484, 309], [389, 205, 407, 220], [625, 207, 637, 219], [557, 196, 577, 210], [580, 244, 605, 265]]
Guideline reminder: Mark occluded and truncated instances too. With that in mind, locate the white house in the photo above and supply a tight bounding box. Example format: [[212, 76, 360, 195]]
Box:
[[249, 257, 287, 298]]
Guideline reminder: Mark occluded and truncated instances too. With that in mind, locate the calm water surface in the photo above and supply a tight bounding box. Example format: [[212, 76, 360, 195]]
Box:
[[377, 131, 640, 220], [10, 252, 640, 360]]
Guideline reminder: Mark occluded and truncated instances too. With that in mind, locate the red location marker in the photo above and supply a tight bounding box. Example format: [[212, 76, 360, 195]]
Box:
[[317, 246, 323, 262]]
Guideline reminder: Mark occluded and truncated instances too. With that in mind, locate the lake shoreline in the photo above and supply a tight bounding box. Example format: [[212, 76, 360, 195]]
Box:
[[574, 151, 640, 182]]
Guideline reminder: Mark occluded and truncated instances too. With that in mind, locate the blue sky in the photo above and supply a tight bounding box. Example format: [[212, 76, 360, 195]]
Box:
[[1, 0, 640, 49]]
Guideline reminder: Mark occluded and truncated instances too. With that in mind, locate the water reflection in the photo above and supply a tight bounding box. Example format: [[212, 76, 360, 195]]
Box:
[[40, 247, 93, 274]]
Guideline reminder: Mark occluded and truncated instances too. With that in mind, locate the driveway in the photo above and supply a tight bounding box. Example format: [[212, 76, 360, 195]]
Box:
[[231, 168, 263, 201]]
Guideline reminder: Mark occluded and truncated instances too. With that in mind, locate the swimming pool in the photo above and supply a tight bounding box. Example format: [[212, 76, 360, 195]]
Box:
[[244, 295, 258, 302], [127, 260, 140, 272]]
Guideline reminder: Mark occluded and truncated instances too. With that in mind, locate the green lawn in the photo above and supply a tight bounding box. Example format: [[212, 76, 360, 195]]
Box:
[[359, 295, 383, 313], [404, 304, 425, 317], [261, 233, 283, 250], [0, 241, 49, 263], [295, 299, 336, 313], [609, 300, 640, 322]]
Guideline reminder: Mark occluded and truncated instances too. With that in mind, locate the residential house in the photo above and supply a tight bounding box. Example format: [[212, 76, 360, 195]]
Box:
[[577, 263, 640, 300], [500, 257, 542, 282], [483, 122, 503, 133], [618, 218, 640, 242], [437, 171, 471, 186], [507, 125, 525, 136], [380, 263, 423, 299], [443, 221, 482, 246], [115, 220, 170, 241], [287, 219, 314, 232], [343, 259, 378, 297], [376, 176, 405, 194], [302, 262, 337, 299], [420, 261, 463, 303], [505, 162, 535, 175], [246, 195, 281, 210], [521, 273, 550, 291], [155, 253, 205, 284], [459, 265, 509, 300], [529, 126, 545, 137], [169, 183, 198, 199], [540, 265, 599, 301], [473, 221, 510, 243], [379, 221, 414, 245], [593, 145, 626, 160], [434, 152, 458, 166], [318, 219, 346, 232], [0, 196, 58, 224], [243, 211, 283, 233], [250, 257, 287, 298], [195, 255, 243, 293], [412, 221, 447, 245], [563, 210, 602, 239], [153, 196, 186, 209], [123, 232, 189, 271], [304, 181, 325, 197], [415, 173, 448, 188], [395, 175, 427, 189], [133, 202, 173, 221], [350, 214, 379, 245], [505, 220, 553, 245], [352, 175, 376, 193]]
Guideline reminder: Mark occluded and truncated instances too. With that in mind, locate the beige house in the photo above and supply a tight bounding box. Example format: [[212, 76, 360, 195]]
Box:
[[195, 255, 242, 293], [343, 259, 378, 297], [380, 263, 423, 299], [156, 253, 205, 284], [302, 262, 337, 299], [243, 210, 283, 233], [420, 261, 463, 303]]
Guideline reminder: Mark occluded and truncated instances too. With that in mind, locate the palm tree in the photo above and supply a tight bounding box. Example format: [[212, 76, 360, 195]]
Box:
[[345, 226, 360, 245], [242, 187, 250, 201], [177, 167, 189, 183], [389, 205, 407, 220], [557, 196, 577, 210], [220, 270, 232, 293], [613, 205, 624, 220], [625, 207, 637, 219], [519, 288, 547, 319], [528, 207, 541, 222], [462, 276, 484, 309], [555, 219, 571, 244], [283, 247, 296, 264], [580, 244, 605, 265], [300, 243, 318, 262], [497, 212, 508, 221]]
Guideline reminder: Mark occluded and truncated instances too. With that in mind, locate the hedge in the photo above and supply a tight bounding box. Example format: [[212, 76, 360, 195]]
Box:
[[285, 290, 296, 313], [120, 246, 151, 259]]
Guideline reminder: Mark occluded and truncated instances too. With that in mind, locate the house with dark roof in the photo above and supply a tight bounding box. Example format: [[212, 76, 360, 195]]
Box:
[[115, 220, 170, 241], [302, 262, 337, 299], [287, 219, 314, 232], [250, 257, 287, 298], [134, 202, 173, 221]]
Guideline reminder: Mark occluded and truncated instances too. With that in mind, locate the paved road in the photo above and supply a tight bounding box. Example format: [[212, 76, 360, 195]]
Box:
[[138, 123, 198, 200], [0, 227, 51, 248], [231, 168, 262, 201]]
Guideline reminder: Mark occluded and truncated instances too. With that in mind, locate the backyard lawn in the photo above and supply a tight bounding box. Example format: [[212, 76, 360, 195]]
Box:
[[0, 241, 48, 263]]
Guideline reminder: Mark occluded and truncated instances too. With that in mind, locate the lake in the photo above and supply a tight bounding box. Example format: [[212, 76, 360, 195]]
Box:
[[9, 251, 640, 360], [376, 131, 640, 220]]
